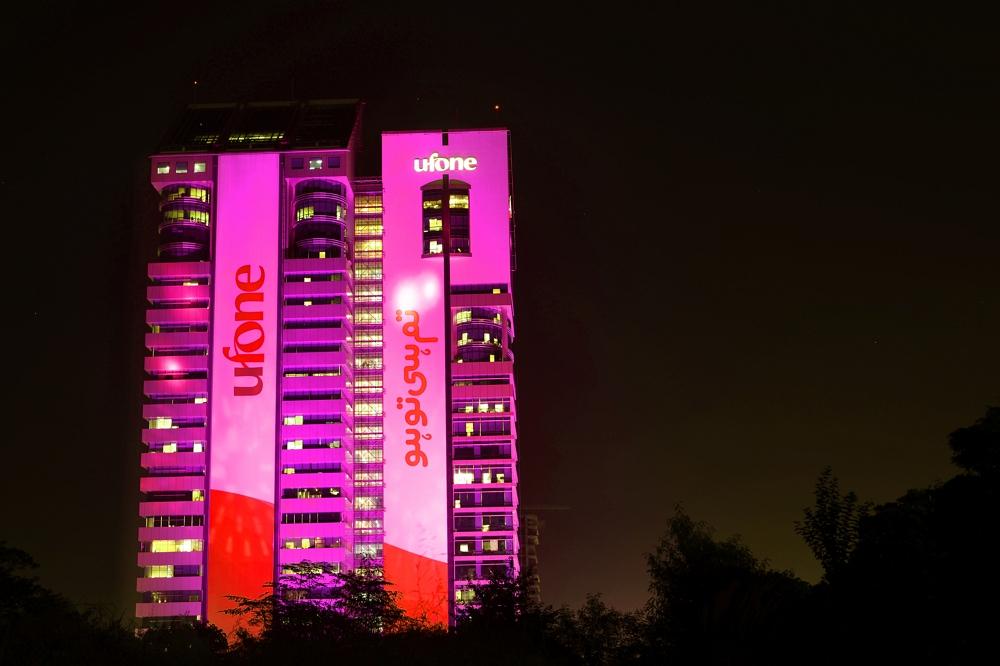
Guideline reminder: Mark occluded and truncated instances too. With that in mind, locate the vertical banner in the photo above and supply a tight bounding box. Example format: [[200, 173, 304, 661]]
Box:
[[207, 153, 280, 633], [382, 131, 511, 627], [382, 135, 449, 626]]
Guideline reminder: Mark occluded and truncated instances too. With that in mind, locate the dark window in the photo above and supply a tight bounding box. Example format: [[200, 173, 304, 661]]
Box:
[[327, 156, 341, 168], [291, 157, 304, 169]]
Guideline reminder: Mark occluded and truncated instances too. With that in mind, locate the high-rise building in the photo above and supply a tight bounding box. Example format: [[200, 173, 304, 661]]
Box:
[[135, 100, 518, 632]]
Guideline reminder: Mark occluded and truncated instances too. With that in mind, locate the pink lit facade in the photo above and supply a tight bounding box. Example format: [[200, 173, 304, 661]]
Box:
[[135, 102, 518, 630]]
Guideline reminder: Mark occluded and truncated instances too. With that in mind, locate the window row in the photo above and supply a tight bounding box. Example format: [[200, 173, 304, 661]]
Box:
[[157, 161, 207, 175]]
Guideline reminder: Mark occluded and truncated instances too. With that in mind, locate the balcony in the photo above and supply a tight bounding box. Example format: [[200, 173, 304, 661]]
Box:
[[282, 349, 346, 370], [141, 451, 205, 471], [135, 601, 201, 619], [143, 379, 208, 399], [137, 551, 203, 567], [278, 548, 347, 566], [148, 261, 211, 281], [144, 355, 208, 376], [278, 472, 349, 490], [282, 327, 348, 346], [142, 402, 207, 421], [283, 280, 349, 299], [282, 303, 348, 323], [284, 257, 350, 275], [138, 526, 204, 542], [279, 497, 346, 514], [145, 331, 209, 352], [280, 447, 347, 466], [282, 374, 346, 395], [279, 422, 348, 443], [147, 284, 210, 305], [136, 576, 204, 593], [280, 398, 349, 419], [146, 307, 209, 327], [141, 427, 207, 445]]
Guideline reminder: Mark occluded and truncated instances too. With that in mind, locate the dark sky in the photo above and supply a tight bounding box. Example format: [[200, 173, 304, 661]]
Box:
[[3, 2, 997, 614]]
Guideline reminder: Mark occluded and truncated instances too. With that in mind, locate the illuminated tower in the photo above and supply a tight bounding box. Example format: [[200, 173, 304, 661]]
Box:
[[135, 103, 517, 630]]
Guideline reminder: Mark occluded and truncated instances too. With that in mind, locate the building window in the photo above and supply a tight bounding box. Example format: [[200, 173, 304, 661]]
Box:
[[193, 162, 206, 173], [308, 158, 323, 170], [156, 163, 170, 175], [291, 157, 304, 169], [422, 182, 471, 256], [176, 162, 188, 174], [327, 156, 341, 168]]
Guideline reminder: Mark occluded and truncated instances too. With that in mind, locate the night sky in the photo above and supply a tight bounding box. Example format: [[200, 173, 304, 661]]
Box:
[[3, 2, 997, 615]]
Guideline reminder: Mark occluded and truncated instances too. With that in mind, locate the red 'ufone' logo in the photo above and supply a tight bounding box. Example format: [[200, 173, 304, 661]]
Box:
[[223, 265, 265, 396]]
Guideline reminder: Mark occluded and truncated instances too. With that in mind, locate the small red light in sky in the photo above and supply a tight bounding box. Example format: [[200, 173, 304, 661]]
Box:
[[493, 104, 500, 111]]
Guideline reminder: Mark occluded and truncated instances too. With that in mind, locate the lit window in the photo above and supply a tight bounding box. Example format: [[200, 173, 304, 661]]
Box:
[[176, 162, 188, 174], [457, 588, 475, 602], [496, 473, 505, 483], [482, 471, 492, 483], [146, 565, 174, 578], [495, 403, 504, 413], [150, 417, 172, 429], [162, 443, 177, 453], [301, 538, 311, 549], [489, 354, 495, 362], [423, 199, 441, 210], [284, 415, 303, 426], [454, 499, 461, 508], [194, 397, 207, 404], [193, 162, 206, 173], [465, 422, 474, 435], [303, 277, 311, 283], [449, 193, 469, 209], [478, 403, 488, 413], [492, 288, 502, 294], [464, 405, 473, 413], [428, 240, 443, 254], [428, 218, 442, 231], [193, 442, 203, 453], [318, 251, 326, 258], [456, 310, 472, 324], [283, 467, 295, 474], [192, 490, 204, 501], [308, 158, 323, 170], [459, 543, 469, 553], [287, 440, 303, 450], [156, 163, 170, 174], [303, 300, 312, 307], [150, 539, 202, 553]]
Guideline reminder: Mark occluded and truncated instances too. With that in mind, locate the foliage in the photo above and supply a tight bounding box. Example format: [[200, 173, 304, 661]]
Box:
[[644, 508, 808, 665], [4, 406, 998, 664], [794, 466, 871, 582], [948, 405, 999, 477]]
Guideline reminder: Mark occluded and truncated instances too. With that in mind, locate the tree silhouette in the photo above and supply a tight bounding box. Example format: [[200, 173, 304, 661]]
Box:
[[794, 467, 871, 582], [948, 406, 999, 478]]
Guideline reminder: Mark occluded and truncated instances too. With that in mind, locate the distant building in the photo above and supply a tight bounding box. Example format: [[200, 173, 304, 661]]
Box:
[[135, 100, 519, 631], [522, 513, 542, 602]]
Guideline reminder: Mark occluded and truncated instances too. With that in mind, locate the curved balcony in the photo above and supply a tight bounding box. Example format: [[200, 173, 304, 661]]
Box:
[[295, 190, 347, 209], [295, 179, 345, 199], [454, 341, 508, 364], [157, 241, 208, 261], [160, 184, 211, 209], [157, 217, 210, 235]]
